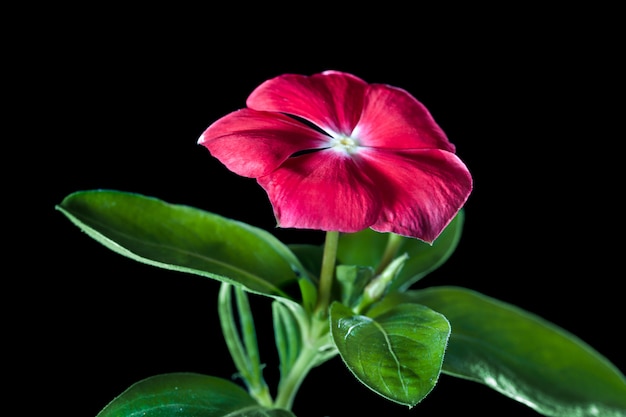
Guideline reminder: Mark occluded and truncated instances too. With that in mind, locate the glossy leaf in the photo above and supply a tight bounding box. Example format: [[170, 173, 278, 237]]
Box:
[[337, 211, 464, 291], [373, 286, 626, 417], [96, 372, 295, 417], [330, 301, 450, 407], [56, 190, 306, 298]]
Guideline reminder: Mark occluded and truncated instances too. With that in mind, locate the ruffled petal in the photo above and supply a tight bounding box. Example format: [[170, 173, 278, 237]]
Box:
[[257, 151, 382, 233], [246, 71, 367, 136], [355, 84, 455, 152], [199, 70, 473, 241], [358, 148, 473, 243], [198, 108, 329, 177]]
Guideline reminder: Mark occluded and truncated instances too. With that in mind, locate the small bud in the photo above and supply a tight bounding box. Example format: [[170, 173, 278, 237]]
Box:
[[356, 253, 409, 313]]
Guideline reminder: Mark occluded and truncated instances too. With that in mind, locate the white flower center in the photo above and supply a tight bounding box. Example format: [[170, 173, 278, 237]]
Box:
[[330, 135, 359, 154]]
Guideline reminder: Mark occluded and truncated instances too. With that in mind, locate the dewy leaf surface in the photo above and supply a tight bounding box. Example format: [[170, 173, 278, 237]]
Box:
[[56, 190, 306, 298], [96, 372, 295, 417], [375, 286, 626, 417], [330, 301, 450, 407]]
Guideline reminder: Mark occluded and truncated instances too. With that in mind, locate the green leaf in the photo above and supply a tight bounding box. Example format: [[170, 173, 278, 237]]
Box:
[[336, 211, 465, 291], [335, 264, 375, 308], [96, 372, 295, 417], [329, 301, 450, 407], [285, 244, 323, 313], [287, 243, 323, 281], [375, 286, 626, 417], [336, 228, 389, 267], [217, 284, 271, 405], [391, 211, 464, 291], [273, 300, 302, 375], [56, 190, 307, 298]]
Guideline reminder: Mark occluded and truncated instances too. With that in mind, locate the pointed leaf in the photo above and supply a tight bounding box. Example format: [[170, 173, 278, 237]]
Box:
[[329, 301, 450, 407], [96, 372, 295, 417], [375, 286, 626, 417], [56, 190, 306, 298], [273, 300, 302, 375]]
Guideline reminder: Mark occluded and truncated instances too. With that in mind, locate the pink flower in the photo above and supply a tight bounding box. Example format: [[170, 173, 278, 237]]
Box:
[[198, 71, 472, 243]]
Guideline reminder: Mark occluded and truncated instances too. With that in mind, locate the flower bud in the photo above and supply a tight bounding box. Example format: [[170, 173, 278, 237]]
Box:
[[357, 253, 409, 312]]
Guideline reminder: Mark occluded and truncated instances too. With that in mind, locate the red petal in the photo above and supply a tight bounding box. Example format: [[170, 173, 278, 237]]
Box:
[[198, 109, 329, 177], [246, 71, 368, 135], [359, 148, 473, 243], [355, 84, 456, 152], [257, 150, 383, 233]]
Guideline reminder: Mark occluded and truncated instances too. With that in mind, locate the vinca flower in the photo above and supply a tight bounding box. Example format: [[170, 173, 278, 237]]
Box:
[[198, 70, 472, 243]]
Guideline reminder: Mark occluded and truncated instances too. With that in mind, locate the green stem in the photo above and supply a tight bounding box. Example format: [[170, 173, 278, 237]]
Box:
[[273, 231, 340, 409], [273, 315, 336, 409], [314, 230, 339, 317]]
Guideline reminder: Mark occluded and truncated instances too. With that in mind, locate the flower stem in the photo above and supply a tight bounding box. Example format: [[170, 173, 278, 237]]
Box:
[[315, 230, 339, 317], [273, 314, 336, 409]]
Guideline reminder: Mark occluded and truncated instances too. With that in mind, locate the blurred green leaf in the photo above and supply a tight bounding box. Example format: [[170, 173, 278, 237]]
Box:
[[330, 301, 450, 407], [56, 190, 306, 298], [390, 211, 464, 291], [287, 243, 323, 281], [374, 286, 626, 417], [336, 228, 388, 267], [335, 264, 375, 308], [337, 211, 464, 291], [96, 373, 295, 417]]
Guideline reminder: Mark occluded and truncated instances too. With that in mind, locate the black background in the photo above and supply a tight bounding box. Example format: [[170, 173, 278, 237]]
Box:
[[23, 6, 624, 417]]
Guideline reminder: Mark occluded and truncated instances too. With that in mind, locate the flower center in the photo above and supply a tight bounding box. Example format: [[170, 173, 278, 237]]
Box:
[[330, 135, 359, 154]]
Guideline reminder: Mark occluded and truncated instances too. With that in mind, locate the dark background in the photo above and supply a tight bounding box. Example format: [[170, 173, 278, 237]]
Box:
[[26, 7, 623, 417]]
